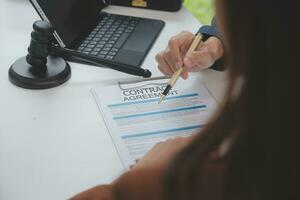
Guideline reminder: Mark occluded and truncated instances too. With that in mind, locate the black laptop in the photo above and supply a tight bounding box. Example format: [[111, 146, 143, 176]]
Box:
[[29, 0, 165, 67]]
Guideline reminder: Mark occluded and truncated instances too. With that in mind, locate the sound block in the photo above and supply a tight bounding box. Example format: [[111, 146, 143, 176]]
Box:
[[9, 56, 71, 89]]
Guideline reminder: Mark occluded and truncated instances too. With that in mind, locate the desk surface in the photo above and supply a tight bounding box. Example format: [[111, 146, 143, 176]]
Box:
[[0, 0, 227, 199]]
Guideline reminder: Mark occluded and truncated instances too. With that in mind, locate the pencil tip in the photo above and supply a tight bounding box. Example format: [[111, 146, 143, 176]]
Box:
[[159, 95, 165, 104]]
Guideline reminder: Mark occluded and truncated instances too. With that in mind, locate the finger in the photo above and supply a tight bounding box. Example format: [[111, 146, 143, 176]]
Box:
[[164, 50, 177, 73], [180, 69, 189, 80], [156, 53, 173, 76], [168, 39, 183, 69], [158, 66, 171, 77], [180, 39, 193, 57], [158, 64, 172, 77]]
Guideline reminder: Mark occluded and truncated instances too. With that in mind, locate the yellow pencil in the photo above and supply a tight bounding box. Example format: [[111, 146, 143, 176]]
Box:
[[159, 33, 203, 103]]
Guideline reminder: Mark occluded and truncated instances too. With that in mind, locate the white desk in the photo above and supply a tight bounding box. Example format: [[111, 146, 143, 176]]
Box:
[[0, 0, 227, 199]]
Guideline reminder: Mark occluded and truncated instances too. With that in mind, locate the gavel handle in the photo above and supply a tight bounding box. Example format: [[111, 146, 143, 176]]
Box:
[[51, 46, 152, 78]]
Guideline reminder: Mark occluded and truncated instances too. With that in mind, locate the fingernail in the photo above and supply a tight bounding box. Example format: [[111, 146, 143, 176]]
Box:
[[181, 71, 189, 80], [186, 73, 189, 79]]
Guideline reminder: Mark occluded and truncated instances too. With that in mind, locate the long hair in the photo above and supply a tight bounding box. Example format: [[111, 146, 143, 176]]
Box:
[[164, 0, 300, 199]]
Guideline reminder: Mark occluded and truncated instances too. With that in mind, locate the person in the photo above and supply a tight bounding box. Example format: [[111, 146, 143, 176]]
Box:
[[71, 0, 299, 199], [156, 17, 225, 80]]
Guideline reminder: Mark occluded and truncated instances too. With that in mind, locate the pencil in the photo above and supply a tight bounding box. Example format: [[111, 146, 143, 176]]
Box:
[[159, 33, 203, 103]]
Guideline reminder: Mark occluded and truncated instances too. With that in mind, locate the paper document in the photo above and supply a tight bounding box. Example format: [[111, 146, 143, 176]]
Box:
[[92, 75, 218, 168]]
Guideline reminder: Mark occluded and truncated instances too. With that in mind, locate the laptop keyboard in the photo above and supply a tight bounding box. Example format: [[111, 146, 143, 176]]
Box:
[[77, 13, 141, 60]]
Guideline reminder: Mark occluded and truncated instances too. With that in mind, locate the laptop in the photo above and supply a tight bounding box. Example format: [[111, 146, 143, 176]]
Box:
[[29, 0, 165, 67]]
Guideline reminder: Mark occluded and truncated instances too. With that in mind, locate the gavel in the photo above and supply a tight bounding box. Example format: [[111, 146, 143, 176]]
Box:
[[9, 20, 151, 89]]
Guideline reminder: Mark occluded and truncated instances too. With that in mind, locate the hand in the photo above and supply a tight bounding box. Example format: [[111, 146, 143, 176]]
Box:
[[70, 137, 194, 200], [132, 137, 194, 170], [69, 185, 113, 200], [156, 31, 224, 79]]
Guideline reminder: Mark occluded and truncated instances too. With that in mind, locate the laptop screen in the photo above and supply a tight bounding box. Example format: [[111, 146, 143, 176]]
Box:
[[30, 0, 104, 47]]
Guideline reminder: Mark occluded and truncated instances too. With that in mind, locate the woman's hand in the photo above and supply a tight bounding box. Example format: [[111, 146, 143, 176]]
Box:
[[156, 31, 224, 79], [132, 137, 194, 170], [70, 137, 194, 200]]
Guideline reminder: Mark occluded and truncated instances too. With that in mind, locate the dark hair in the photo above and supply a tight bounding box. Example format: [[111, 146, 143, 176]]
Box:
[[164, 0, 300, 200]]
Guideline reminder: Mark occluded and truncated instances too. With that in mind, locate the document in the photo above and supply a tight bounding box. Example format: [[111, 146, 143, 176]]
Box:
[[92, 75, 218, 168]]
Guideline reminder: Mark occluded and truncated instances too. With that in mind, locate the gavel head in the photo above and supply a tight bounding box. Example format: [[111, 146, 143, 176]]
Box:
[[26, 20, 54, 67]]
